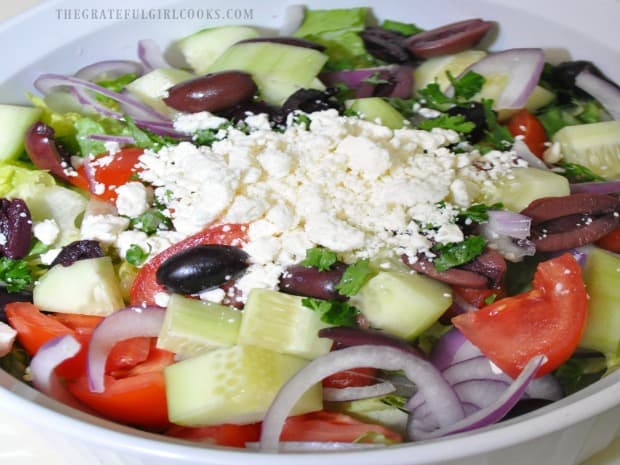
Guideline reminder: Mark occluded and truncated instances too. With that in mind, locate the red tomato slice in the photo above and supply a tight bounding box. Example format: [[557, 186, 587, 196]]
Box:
[[452, 253, 587, 378], [70, 147, 144, 202], [322, 367, 379, 389], [281, 411, 402, 443], [166, 423, 262, 448], [67, 371, 169, 430], [130, 223, 247, 307], [5, 302, 73, 355], [506, 109, 548, 157], [595, 227, 620, 253]]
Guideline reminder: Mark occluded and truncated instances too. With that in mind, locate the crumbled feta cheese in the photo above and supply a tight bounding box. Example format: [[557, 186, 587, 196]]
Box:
[[33, 219, 60, 246], [80, 214, 129, 245], [115, 182, 150, 217], [104, 141, 121, 156], [199, 287, 227, 304], [0, 233, 7, 246], [173, 112, 228, 133]]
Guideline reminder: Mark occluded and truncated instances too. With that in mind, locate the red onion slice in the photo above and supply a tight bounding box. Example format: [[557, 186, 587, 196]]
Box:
[[259, 345, 463, 451], [453, 379, 509, 409], [455, 48, 545, 110], [513, 138, 549, 170], [87, 134, 136, 145], [570, 180, 620, 195], [87, 306, 165, 393], [485, 211, 532, 240], [30, 335, 84, 409], [138, 39, 170, 71], [409, 355, 545, 440], [74, 60, 144, 82], [323, 381, 396, 402], [575, 70, 620, 120]]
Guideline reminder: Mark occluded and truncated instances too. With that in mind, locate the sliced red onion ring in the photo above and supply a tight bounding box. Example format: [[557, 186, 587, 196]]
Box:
[[35, 73, 171, 125], [323, 381, 396, 402], [454, 48, 545, 110], [513, 138, 549, 170], [485, 211, 532, 240], [570, 180, 620, 195], [87, 134, 136, 145], [259, 345, 463, 451], [319, 65, 414, 99], [30, 334, 84, 409], [138, 39, 170, 71], [87, 306, 165, 393], [575, 70, 620, 120], [452, 379, 509, 409], [430, 328, 479, 371], [409, 355, 545, 440], [74, 60, 144, 82]]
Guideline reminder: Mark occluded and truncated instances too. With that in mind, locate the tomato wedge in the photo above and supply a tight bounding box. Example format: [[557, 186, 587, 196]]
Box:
[[506, 109, 548, 157], [166, 423, 262, 448], [322, 367, 379, 389], [130, 223, 247, 306], [452, 253, 587, 378], [70, 147, 144, 202]]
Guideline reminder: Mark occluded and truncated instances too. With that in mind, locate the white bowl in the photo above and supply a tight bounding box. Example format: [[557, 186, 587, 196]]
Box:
[[1, 1, 620, 464]]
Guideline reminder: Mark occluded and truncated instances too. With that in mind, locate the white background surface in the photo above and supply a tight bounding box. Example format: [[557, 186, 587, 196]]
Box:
[[0, 1, 619, 464]]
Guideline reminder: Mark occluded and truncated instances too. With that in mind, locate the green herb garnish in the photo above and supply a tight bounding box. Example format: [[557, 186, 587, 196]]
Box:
[[130, 209, 172, 235], [301, 247, 338, 271], [301, 297, 360, 327], [556, 161, 605, 183], [335, 259, 374, 296], [431, 236, 486, 272], [457, 202, 504, 224], [125, 244, 150, 266], [0, 258, 34, 292], [417, 114, 475, 133], [380, 19, 423, 36]]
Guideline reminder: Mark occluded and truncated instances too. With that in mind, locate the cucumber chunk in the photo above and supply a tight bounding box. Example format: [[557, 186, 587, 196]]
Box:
[[0, 104, 42, 161], [346, 98, 406, 129], [414, 50, 487, 91], [350, 270, 452, 340], [125, 68, 194, 117], [238, 288, 333, 360], [157, 294, 241, 357], [552, 121, 620, 179], [482, 167, 570, 212], [177, 26, 260, 74], [33, 256, 124, 316], [207, 42, 328, 105], [165, 344, 322, 426], [580, 247, 620, 360]]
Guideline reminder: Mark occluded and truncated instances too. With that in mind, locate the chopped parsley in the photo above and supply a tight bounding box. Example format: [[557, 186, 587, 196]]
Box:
[[417, 114, 475, 133], [474, 98, 514, 152], [130, 209, 172, 235], [293, 113, 312, 130], [335, 259, 374, 296], [417, 71, 486, 110], [125, 244, 150, 266], [124, 115, 180, 151], [555, 161, 605, 183], [301, 247, 338, 271], [457, 202, 504, 224], [484, 293, 498, 305], [0, 258, 34, 292], [301, 297, 360, 327], [193, 123, 232, 146], [380, 19, 423, 36], [431, 236, 486, 272]]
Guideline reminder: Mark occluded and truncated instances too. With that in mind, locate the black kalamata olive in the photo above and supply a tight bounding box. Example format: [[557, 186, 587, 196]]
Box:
[[51, 240, 104, 267], [216, 100, 280, 125], [0, 288, 33, 323], [280, 88, 342, 117], [24, 122, 74, 182], [156, 245, 249, 294], [404, 19, 495, 59], [0, 199, 33, 260], [446, 101, 488, 143], [163, 71, 258, 113], [360, 27, 411, 63], [279, 263, 347, 301], [236, 37, 326, 52]]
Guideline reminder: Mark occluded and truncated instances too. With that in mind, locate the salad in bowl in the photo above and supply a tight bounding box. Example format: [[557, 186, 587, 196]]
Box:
[[0, 0, 620, 462]]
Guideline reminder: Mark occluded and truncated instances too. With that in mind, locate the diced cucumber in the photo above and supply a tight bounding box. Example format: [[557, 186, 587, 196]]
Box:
[[177, 26, 260, 74], [157, 294, 241, 357], [125, 68, 195, 117], [33, 256, 124, 316], [0, 104, 42, 161], [414, 50, 487, 91], [27, 185, 87, 246], [579, 247, 620, 359], [346, 98, 406, 129], [207, 42, 328, 105], [350, 270, 452, 340], [330, 397, 408, 436], [165, 344, 322, 426], [238, 288, 333, 360], [552, 121, 620, 180], [482, 166, 570, 212]]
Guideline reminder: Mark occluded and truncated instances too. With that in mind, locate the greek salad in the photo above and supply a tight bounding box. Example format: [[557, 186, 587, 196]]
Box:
[[0, 5, 620, 451]]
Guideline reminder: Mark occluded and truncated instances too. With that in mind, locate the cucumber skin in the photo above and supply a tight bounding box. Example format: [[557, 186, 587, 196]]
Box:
[[0, 104, 42, 161], [164, 344, 322, 426], [351, 270, 452, 340], [347, 98, 406, 129], [580, 247, 620, 359], [157, 294, 241, 357]]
